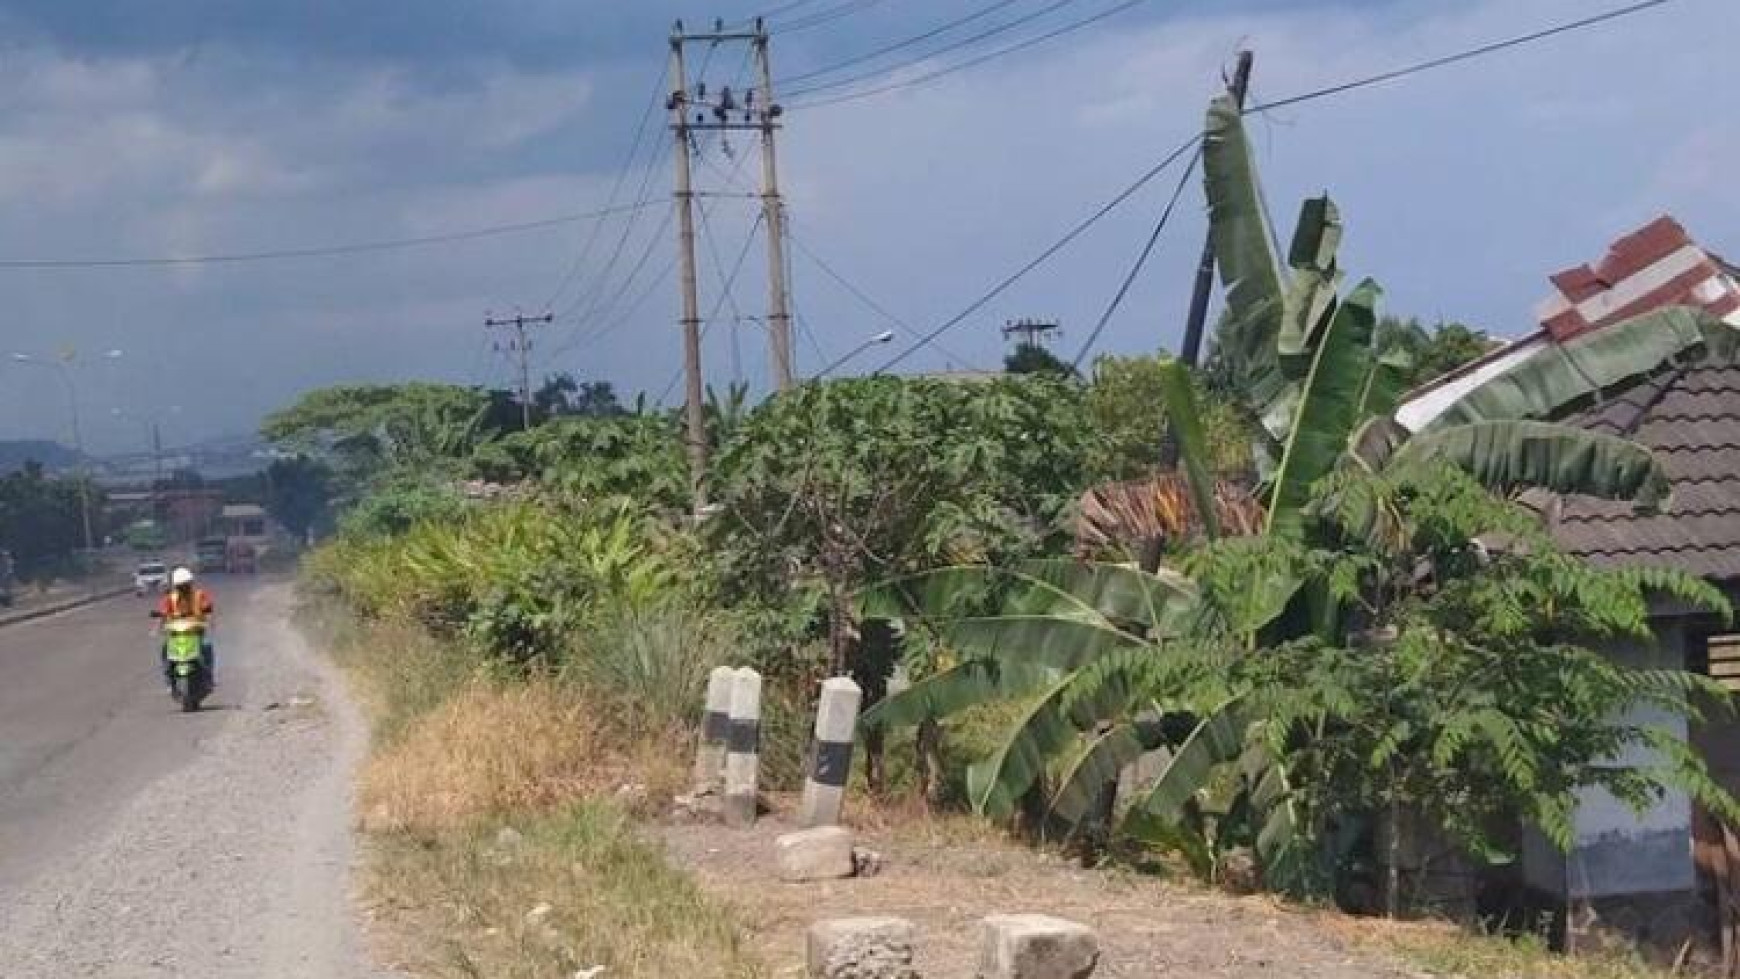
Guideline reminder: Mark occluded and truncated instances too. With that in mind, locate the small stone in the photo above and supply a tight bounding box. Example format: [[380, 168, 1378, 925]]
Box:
[[978, 914, 1099, 979], [807, 916, 919, 979], [495, 827, 525, 849], [574, 968, 607, 979], [776, 826, 856, 882], [852, 847, 885, 878], [525, 902, 554, 924]]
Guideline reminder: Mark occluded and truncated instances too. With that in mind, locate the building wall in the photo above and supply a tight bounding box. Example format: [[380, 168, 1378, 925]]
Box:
[[1522, 627, 1695, 899]]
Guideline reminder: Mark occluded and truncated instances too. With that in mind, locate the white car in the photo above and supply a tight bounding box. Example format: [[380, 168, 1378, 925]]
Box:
[[134, 560, 169, 596]]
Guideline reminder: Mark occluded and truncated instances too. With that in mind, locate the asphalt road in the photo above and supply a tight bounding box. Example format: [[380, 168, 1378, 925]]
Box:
[[0, 579, 394, 977]]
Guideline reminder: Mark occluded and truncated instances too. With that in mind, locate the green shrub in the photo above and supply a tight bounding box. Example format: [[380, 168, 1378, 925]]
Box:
[[568, 603, 738, 737]]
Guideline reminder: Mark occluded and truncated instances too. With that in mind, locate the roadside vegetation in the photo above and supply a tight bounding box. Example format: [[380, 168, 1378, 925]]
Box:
[[284, 94, 1740, 976]]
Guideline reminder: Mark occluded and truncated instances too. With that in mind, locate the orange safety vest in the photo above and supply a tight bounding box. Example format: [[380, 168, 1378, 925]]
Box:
[[159, 587, 215, 623]]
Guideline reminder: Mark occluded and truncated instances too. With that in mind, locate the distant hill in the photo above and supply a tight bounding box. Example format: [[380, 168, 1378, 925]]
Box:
[[0, 440, 84, 474]]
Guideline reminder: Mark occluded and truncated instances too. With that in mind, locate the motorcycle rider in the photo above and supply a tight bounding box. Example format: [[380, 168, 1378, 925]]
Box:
[[157, 567, 216, 688]]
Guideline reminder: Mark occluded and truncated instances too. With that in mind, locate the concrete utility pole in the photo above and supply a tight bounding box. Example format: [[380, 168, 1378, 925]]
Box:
[[484, 312, 553, 431], [753, 24, 794, 392], [669, 23, 709, 512], [669, 17, 795, 507], [1178, 50, 1254, 369]]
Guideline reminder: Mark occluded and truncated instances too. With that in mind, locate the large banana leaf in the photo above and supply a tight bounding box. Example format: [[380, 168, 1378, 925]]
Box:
[[1276, 195, 1344, 378], [967, 660, 1148, 819], [1010, 559, 1205, 637], [1156, 358, 1222, 541], [1048, 718, 1167, 826], [1123, 698, 1249, 835], [1392, 420, 1672, 509], [1203, 95, 1282, 362], [1423, 307, 1731, 431], [1264, 279, 1383, 540], [939, 615, 1144, 671], [864, 562, 1198, 634], [859, 658, 1054, 731]]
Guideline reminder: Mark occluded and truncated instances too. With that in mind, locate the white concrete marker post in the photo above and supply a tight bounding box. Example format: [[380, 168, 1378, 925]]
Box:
[[799, 676, 862, 828], [693, 665, 735, 792], [723, 667, 763, 827]]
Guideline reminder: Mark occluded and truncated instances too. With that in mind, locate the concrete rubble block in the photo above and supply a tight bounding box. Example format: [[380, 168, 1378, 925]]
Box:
[[776, 825, 857, 882], [978, 914, 1100, 979], [807, 916, 920, 979]]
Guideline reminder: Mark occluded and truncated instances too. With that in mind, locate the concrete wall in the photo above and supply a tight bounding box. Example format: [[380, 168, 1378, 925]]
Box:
[[1522, 627, 1695, 900]]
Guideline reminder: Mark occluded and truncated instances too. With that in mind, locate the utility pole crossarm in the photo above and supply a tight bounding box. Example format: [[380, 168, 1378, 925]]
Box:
[[484, 312, 553, 432]]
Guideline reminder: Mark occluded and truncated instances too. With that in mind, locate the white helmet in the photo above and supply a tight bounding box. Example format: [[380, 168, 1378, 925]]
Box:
[[170, 567, 195, 588]]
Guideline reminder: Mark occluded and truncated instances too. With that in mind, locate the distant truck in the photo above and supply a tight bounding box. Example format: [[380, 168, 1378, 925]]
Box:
[[126, 521, 167, 552], [226, 539, 257, 574], [194, 537, 228, 574]]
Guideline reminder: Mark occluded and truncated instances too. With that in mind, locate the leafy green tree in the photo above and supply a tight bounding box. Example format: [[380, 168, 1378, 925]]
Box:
[[710, 375, 1094, 676], [534, 373, 625, 421], [1085, 353, 1253, 481], [470, 413, 688, 513], [866, 464, 1738, 904], [1375, 318, 1499, 389], [1004, 342, 1075, 378], [261, 383, 501, 483], [0, 462, 95, 578], [265, 456, 333, 539]]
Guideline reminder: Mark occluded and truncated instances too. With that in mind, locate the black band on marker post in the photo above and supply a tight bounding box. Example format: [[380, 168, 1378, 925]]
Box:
[[811, 740, 853, 787], [702, 710, 729, 742], [727, 718, 760, 754]]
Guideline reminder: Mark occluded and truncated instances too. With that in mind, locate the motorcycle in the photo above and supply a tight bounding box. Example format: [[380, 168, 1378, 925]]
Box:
[[152, 611, 211, 712]]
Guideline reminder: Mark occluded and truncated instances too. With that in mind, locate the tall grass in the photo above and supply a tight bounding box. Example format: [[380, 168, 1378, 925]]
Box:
[[568, 603, 735, 737], [372, 801, 764, 979]]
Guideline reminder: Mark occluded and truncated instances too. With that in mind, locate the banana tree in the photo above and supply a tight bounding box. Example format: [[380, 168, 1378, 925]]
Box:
[[1196, 92, 1681, 541]]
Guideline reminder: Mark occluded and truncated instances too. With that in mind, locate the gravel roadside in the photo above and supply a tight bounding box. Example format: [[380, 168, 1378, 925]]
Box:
[[0, 582, 397, 978]]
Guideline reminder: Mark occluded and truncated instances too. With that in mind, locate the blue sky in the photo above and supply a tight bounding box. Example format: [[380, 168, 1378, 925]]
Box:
[[0, 0, 1731, 453]]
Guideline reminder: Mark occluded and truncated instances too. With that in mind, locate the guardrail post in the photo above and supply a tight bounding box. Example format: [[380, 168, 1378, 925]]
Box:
[[723, 667, 762, 827], [693, 665, 735, 793], [799, 676, 862, 828]]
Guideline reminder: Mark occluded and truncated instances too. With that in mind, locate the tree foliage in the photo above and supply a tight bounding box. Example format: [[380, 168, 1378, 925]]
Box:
[[0, 462, 97, 577], [710, 374, 1096, 674]]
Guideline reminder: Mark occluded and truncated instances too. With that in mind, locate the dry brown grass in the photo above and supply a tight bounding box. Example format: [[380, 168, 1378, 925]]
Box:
[[1325, 915, 1677, 979], [369, 802, 764, 979], [359, 677, 685, 834]]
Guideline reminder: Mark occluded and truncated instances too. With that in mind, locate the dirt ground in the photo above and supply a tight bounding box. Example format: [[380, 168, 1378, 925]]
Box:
[[660, 796, 1421, 979]]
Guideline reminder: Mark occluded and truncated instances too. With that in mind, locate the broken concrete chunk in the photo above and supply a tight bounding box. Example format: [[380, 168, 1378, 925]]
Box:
[[978, 914, 1099, 979], [807, 916, 919, 979], [776, 826, 856, 882]]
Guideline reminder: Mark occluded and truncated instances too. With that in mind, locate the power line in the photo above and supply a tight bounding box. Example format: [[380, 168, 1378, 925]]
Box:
[[789, 0, 1149, 109], [876, 132, 1200, 373], [736, 0, 829, 28], [1070, 146, 1200, 369], [785, 0, 1092, 101], [780, 0, 1024, 86], [0, 200, 666, 270], [783, 220, 972, 366], [774, 0, 888, 34], [1246, 0, 1676, 115], [547, 137, 674, 352], [877, 0, 1676, 370], [547, 205, 676, 359], [541, 68, 668, 312], [697, 197, 753, 326]]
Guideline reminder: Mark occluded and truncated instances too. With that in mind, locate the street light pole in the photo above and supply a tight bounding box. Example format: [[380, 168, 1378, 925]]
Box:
[[13, 350, 121, 555], [815, 330, 896, 380]]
